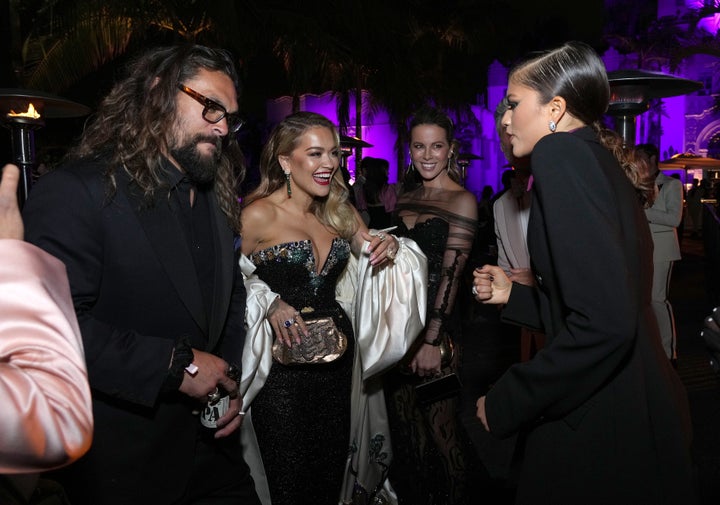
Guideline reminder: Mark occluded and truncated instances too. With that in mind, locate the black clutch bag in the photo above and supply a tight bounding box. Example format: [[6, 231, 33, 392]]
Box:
[[414, 372, 463, 405], [404, 330, 462, 404]]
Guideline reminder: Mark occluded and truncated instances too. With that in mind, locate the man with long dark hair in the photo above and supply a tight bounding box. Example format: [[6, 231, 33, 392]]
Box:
[[23, 44, 259, 505]]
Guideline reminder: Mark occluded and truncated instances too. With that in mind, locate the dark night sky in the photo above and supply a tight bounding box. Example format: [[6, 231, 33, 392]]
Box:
[[0, 0, 645, 165]]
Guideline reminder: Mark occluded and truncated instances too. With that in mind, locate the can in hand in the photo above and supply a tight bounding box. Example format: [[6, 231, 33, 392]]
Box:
[[199, 363, 240, 429], [200, 391, 230, 429]]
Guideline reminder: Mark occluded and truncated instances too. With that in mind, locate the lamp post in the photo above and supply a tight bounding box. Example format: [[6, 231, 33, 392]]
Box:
[[606, 70, 703, 148], [0, 88, 91, 208]]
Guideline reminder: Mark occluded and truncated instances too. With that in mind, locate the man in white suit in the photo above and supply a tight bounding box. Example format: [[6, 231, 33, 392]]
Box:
[[493, 168, 533, 285], [637, 144, 683, 362]]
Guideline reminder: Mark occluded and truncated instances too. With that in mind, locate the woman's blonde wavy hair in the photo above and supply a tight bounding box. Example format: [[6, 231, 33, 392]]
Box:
[[243, 111, 357, 240]]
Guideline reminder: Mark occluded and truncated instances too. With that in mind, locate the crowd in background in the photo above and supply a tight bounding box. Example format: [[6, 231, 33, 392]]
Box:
[[1, 39, 712, 505]]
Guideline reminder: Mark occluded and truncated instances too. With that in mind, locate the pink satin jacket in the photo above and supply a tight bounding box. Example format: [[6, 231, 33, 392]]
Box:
[[0, 240, 93, 473]]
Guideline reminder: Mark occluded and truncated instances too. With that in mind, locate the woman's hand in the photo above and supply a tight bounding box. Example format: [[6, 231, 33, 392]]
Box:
[[267, 298, 307, 346], [410, 343, 442, 377], [472, 265, 512, 305], [362, 228, 399, 266]]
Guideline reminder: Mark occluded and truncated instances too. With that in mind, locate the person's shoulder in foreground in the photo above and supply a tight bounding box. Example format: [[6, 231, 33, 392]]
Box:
[[0, 163, 92, 474]]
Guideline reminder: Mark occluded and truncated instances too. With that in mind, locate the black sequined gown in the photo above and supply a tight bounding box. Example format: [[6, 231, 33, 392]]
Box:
[[249, 238, 355, 505], [385, 192, 484, 505]]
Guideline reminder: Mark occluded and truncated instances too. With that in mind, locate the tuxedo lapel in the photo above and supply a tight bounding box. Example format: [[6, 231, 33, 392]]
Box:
[[122, 176, 209, 336]]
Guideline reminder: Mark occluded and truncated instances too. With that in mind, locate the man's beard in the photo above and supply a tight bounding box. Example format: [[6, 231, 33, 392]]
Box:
[[170, 134, 222, 187]]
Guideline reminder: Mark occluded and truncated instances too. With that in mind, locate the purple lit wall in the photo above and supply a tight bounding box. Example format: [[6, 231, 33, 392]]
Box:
[[267, 8, 718, 201], [682, 1, 720, 35], [461, 104, 504, 199], [658, 95, 686, 159]]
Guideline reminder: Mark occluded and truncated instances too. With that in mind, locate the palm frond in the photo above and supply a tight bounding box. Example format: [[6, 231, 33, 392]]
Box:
[[24, 15, 136, 92]]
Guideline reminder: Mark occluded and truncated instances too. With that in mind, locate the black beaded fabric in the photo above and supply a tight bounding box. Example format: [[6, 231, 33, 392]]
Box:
[[249, 238, 355, 505], [397, 218, 450, 324]]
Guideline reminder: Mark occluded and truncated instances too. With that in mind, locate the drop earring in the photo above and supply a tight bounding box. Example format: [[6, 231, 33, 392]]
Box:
[[548, 120, 557, 132], [284, 172, 292, 197]]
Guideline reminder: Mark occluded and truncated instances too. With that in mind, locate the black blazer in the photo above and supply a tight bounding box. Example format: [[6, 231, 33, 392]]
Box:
[[23, 159, 246, 504], [486, 128, 696, 504]]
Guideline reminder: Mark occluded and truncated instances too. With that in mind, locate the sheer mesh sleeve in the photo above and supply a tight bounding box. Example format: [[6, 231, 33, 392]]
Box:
[[395, 189, 478, 342]]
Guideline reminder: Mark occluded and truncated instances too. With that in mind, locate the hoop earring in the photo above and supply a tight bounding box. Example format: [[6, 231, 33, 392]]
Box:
[[548, 120, 557, 132], [284, 172, 292, 197]]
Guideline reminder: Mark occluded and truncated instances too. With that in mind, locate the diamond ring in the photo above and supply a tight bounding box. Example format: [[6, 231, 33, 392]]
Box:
[[471, 285, 478, 296]]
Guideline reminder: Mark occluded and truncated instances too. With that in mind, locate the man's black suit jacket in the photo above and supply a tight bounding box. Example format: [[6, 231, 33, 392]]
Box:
[[23, 158, 247, 504]]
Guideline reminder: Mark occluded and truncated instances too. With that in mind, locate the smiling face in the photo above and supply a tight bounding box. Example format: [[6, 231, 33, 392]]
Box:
[[169, 68, 238, 184], [279, 126, 339, 199], [503, 79, 554, 159], [409, 123, 452, 183]]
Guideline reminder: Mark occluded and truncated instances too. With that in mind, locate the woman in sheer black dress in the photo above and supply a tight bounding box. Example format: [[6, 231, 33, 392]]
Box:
[[384, 105, 484, 504]]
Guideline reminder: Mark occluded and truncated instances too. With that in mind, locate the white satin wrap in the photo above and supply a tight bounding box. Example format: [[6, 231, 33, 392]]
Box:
[[0, 240, 93, 474], [240, 236, 427, 504]]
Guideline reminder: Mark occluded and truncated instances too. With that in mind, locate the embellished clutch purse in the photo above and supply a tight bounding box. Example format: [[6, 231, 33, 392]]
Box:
[[272, 316, 348, 365]]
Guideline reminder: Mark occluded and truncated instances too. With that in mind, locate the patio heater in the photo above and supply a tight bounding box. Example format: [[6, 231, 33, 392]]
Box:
[[606, 69, 703, 148], [0, 88, 91, 208], [339, 134, 373, 181], [456, 152, 482, 187]]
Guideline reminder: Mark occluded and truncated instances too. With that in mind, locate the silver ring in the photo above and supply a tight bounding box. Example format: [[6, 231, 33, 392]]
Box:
[[471, 285, 478, 296], [378, 233, 386, 242], [237, 410, 246, 417], [387, 247, 397, 260], [283, 318, 295, 328]]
